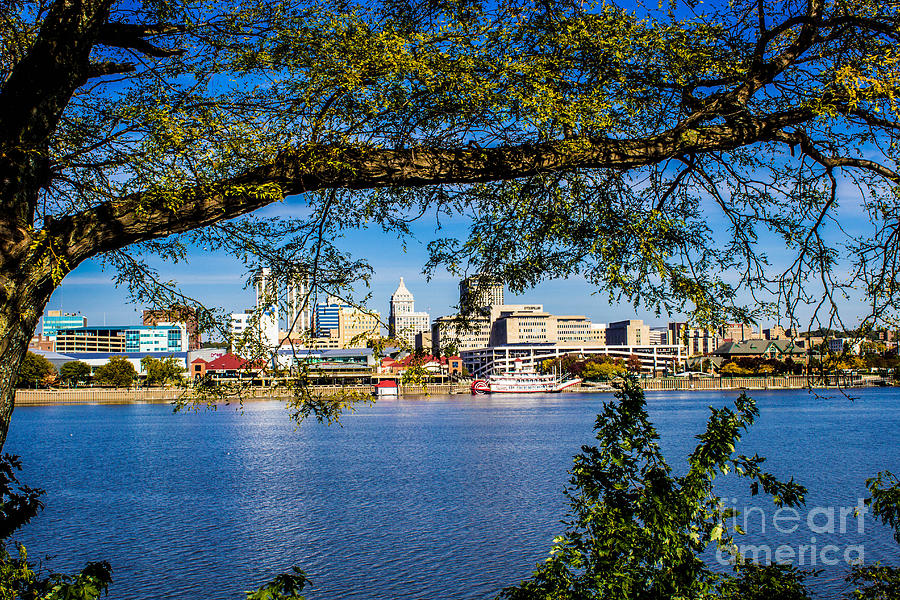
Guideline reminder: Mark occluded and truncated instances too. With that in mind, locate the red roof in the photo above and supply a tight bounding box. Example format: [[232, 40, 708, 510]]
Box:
[[374, 380, 398, 388], [395, 354, 446, 367], [205, 353, 261, 371]]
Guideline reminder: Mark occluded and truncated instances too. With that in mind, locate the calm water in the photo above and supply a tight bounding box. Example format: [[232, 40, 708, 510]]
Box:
[[7, 388, 900, 599]]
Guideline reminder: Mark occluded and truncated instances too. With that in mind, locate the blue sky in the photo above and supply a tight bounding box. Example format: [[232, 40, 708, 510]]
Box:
[[45, 180, 876, 337], [47, 197, 638, 331]]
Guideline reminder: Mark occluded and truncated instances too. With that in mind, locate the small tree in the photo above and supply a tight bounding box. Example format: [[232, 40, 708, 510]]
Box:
[[595, 362, 625, 381], [15, 352, 55, 389], [140, 356, 185, 387], [59, 361, 92, 386], [626, 354, 643, 374], [94, 357, 137, 388], [500, 378, 808, 599], [720, 361, 750, 376]]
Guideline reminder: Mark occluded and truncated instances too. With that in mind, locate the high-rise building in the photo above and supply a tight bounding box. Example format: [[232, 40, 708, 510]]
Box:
[[606, 319, 651, 346], [285, 274, 311, 335], [459, 275, 504, 312], [389, 278, 430, 348], [763, 325, 788, 340], [431, 315, 492, 355], [42, 310, 86, 339], [314, 296, 348, 338], [143, 305, 200, 350], [337, 307, 380, 348], [254, 268, 280, 349]]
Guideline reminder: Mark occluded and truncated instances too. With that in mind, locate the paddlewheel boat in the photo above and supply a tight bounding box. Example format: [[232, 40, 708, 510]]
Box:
[[470, 359, 582, 394]]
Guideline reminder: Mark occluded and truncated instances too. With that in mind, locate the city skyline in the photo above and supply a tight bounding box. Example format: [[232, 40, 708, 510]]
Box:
[[44, 199, 878, 332]]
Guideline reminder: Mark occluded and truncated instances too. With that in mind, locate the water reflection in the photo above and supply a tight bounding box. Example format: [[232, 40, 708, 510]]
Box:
[[7, 388, 900, 599]]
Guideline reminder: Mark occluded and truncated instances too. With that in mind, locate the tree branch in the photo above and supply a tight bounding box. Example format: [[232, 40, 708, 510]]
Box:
[[56, 108, 824, 265], [774, 130, 900, 182], [97, 22, 186, 57]]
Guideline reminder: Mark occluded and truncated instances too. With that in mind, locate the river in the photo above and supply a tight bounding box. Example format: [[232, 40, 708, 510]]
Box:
[[7, 387, 900, 599]]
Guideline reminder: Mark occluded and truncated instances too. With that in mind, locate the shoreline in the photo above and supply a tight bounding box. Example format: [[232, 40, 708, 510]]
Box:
[[14, 376, 895, 407]]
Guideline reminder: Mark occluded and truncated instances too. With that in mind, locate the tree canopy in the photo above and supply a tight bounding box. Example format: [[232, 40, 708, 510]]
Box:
[[140, 355, 184, 386], [14, 352, 54, 388], [93, 356, 136, 387], [59, 360, 92, 385], [0, 0, 899, 442]]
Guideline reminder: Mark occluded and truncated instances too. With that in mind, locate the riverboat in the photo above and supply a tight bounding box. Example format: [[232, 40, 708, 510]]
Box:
[[470, 359, 582, 394]]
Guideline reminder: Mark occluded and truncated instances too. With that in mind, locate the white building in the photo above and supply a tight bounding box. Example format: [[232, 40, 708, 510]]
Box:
[[285, 274, 311, 335], [229, 309, 279, 353], [389, 278, 430, 348], [255, 268, 280, 349]]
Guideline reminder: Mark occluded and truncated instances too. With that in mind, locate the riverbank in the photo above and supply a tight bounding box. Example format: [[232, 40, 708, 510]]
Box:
[[14, 375, 894, 406]]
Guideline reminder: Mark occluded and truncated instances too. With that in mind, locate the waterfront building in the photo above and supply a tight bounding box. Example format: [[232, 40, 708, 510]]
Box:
[[388, 278, 430, 348], [143, 305, 201, 350], [459, 275, 504, 312], [272, 347, 376, 382], [191, 352, 265, 381], [606, 319, 650, 346], [488, 311, 592, 345], [55, 324, 188, 353], [713, 339, 806, 361], [462, 342, 683, 378], [431, 304, 550, 354], [42, 310, 86, 339], [35, 349, 190, 376]]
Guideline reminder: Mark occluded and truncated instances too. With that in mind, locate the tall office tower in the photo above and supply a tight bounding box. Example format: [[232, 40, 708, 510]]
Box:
[[314, 296, 348, 338], [285, 274, 311, 335], [459, 275, 504, 312], [254, 267, 280, 349], [389, 278, 430, 348]]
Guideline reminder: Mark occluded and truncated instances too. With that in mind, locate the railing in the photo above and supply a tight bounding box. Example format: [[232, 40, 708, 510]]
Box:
[[16, 388, 184, 406], [636, 374, 889, 391], [15, 382, 470, 406]]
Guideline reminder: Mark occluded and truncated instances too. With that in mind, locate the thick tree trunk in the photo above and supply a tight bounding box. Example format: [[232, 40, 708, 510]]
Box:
[[0, 253, 57, 450]]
